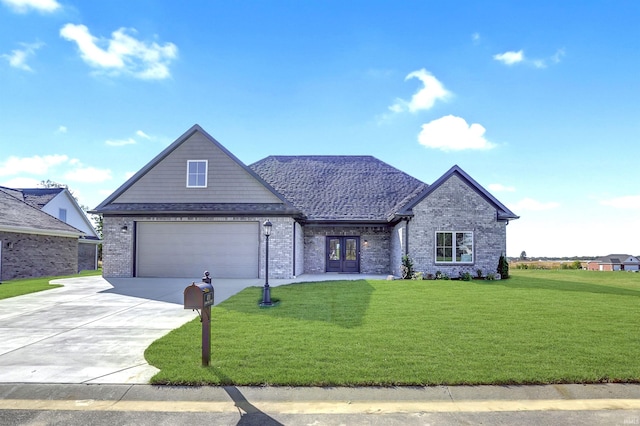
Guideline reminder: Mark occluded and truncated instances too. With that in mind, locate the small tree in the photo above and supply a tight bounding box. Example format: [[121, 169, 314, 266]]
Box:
[[520, 250, 527, 260], [401, 254, 414, 279], [498, 255, 510, 279]]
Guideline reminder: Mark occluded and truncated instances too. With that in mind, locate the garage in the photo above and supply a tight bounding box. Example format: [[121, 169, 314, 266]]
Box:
[[136, 221, 259, 278]]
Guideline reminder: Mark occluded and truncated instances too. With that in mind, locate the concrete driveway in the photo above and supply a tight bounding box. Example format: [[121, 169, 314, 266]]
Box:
[[0, 274, 386, 384]]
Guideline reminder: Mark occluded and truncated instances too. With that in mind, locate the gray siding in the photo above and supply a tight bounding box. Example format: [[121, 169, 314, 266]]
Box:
[[407, 174, 506, 278], [114, 132, 281, 204]]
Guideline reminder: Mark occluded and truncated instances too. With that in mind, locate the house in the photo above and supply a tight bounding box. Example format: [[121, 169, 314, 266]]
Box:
[[93, 124, 519, 280], [0, 188, 86, 281], [586, 254, 640, 271]]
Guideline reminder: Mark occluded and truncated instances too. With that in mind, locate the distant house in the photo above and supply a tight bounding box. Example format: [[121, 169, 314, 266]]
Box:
[[0, 188, 88, 281], [93, 125, 519, 280], [586, 254, 640, 271]]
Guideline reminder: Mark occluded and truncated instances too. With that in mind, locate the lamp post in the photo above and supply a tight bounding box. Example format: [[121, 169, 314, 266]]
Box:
[[260, 220, 272, 306]]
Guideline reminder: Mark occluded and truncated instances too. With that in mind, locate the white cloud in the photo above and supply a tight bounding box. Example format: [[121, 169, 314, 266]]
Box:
[[601, 195, 640, 210], [417, 115, 495, 152], [551, 48, 566, 64], [1, 42, 43, 71], [57, 125, 67, 133], [1, 0, 60, 13], [493, 50, 524, 65], [136, 130, 151, 139], [0, 154, 69, 176], [472, 32, 480, 43], [488, 183, 516, 193], [63, 166, 112, 183], [389, 69, 451, 113], [60, 24, 178, 80], [105, 137, 136, 147], [511, 197, 560, 211], [0, 177, 41, 188]]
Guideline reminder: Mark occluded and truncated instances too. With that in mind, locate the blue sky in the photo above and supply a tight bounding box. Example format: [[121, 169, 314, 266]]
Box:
[[1, 0, 639, 257]]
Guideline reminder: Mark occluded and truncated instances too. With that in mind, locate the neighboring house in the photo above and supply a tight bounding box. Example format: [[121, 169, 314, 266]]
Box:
[[0, 188, 86, 281], [586, 255, 640, 271], [93, 124, 519, 280]]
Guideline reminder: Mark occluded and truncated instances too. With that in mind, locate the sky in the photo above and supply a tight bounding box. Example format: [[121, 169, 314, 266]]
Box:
[[1, 0, 639, 258]]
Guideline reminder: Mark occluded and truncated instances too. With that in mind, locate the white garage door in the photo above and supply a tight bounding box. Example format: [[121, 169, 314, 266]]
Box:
[[136, 222, 259, 278]]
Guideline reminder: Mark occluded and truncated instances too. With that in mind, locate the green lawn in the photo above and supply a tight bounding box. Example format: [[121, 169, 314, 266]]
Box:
[[0, 269, 102, 300], [145, 269, 640, 386]]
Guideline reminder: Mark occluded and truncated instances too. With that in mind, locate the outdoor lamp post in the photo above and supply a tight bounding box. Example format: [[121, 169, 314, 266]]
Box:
[[261, 220, 273, 306]]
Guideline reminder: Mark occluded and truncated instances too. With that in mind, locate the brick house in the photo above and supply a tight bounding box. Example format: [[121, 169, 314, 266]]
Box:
[[93, 124, 519, 279], [586, 255, 640, 271], [0, 188, 86, 281]]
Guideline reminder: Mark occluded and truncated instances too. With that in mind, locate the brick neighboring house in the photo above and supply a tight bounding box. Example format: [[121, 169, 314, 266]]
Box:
[[586, 255, 640, 271], [93, 124, 519, 280], [0, 188, 85, 281]]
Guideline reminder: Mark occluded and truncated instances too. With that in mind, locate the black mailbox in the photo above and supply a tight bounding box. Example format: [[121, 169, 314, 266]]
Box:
[[184, 282, 214, 310]]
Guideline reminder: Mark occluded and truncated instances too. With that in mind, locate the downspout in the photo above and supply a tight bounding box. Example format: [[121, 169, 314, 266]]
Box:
[[292, 221, 296, 278], [405, 217, 411, 257]]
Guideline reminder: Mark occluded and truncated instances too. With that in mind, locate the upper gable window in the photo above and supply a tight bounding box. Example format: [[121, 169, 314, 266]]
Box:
[[58, 208, 67, 222], [187, 160, 208, 188]]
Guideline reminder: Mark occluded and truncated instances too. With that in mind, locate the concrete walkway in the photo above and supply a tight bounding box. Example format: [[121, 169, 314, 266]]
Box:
[[0, 274, 386, 384]]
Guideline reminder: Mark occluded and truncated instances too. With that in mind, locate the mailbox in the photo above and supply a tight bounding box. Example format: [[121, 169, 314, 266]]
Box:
[[184, 282, 214, 310]]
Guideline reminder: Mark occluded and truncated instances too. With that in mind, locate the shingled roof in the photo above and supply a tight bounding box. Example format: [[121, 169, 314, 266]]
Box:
[[0, 188, 83, 236], [18, 187, 65, 209], [249, 156, 427, 222]]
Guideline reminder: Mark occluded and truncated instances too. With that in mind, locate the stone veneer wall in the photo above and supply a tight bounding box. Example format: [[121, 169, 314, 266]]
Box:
[[0, 231, 78, 281], [407, 175, 507, 278], [390, 221, 407, 277], [294, 221, 304, 276], [102, 216, 296, 279], [303, 225, 391, 274]]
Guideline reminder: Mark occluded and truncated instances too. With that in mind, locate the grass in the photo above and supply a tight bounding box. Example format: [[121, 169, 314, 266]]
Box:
[[145, 269, 640, 386], [0, 269, 102, 300]]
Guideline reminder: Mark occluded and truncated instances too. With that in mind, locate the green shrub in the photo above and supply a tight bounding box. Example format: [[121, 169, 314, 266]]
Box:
[[401, 254, 414, 279], [460, 272, 472, 281], [498, 255, 510, 279]]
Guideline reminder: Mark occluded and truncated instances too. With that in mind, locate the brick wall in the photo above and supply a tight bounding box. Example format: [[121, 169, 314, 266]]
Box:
[[102, 215, 296, 279], [0, 231, 78, 281], [407, 175, 507, 278], [303, 225, 391, 274], [78, 241, 98, 271]]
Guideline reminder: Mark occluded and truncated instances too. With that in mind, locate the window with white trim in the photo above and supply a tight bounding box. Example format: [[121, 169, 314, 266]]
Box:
[[186, 160, 208, 188], [58, 208, 67, 222], [436, 231, 473, 263]]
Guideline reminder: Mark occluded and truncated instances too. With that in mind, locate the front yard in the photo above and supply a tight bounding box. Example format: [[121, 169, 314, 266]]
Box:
[[0, 269, 102, 300], [146, 269, 640, 386]]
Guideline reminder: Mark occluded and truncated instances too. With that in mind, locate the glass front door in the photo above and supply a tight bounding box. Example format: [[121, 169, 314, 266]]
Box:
[[326, 236, 360, 273]]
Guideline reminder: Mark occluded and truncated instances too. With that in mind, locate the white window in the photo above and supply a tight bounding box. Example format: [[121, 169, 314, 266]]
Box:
[[187, 160, 208, 188], [59, 208, 67, 222], [436, 231, 473, 263]]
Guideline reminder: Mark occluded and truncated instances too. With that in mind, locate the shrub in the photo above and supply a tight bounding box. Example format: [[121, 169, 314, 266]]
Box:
[[460, 272, 472, 281], [485, 273, 496, 280], [475, 269, 483, 279], [498, 255, 510, 279], [401, 254, 414, 279]]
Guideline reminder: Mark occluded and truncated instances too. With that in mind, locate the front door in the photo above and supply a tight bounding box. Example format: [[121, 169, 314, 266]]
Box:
[[326, 236, 360, 273]]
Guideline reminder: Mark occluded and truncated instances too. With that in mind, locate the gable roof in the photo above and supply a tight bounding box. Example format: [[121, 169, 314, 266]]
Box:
[[19, 187, 65, 209], [595, 254, 639, 264], [398, 165, 519, 221], [250, 156, 428, 222], [0, 188, 84, 237], [92, 124, 301, 216]]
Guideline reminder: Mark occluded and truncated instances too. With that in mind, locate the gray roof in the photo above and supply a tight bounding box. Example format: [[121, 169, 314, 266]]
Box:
[[18, 187, 64, 209], [96, 202, 302, 216], [595, 254, 639, 264], [0, 188, 84, 236], [249, 156, 428, 222]]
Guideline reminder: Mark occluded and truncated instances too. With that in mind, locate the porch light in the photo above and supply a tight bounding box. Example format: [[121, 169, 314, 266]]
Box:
[[260, 220, 273, 307]]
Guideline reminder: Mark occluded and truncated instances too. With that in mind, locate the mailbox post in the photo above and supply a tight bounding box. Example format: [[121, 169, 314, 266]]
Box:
[[184, 281, 214, 366]]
